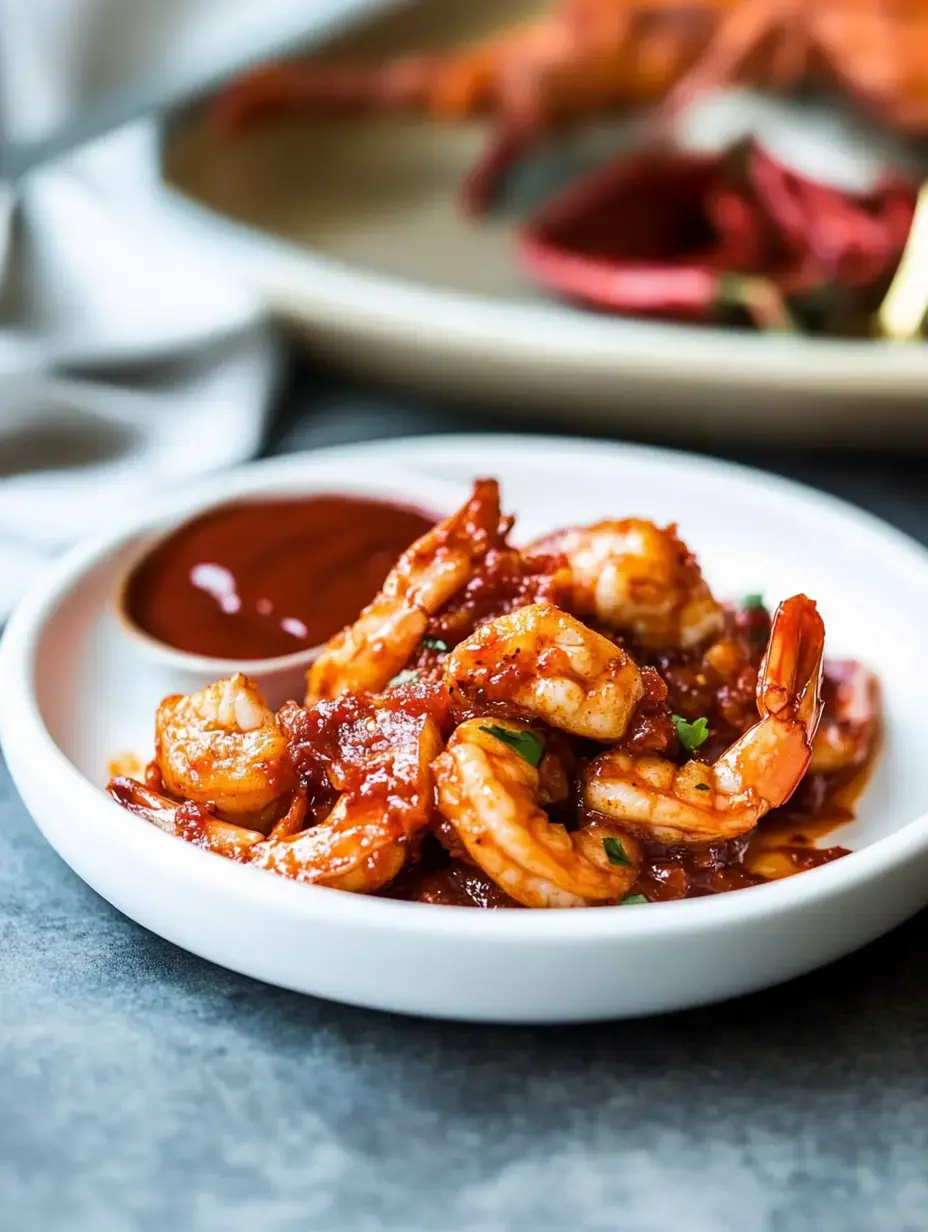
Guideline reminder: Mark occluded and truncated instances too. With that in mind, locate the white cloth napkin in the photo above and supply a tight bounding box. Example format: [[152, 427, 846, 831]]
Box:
[[0, 121, 277, 615], [0, 1, 390, 617], [0, 136, 279, 617]]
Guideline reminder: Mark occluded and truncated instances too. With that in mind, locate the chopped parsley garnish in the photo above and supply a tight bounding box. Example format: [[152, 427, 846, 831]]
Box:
[[388, 669, 419, 689], [602, 836, 632, 867], [742, 593, 764, 611], [621, 893, 649, 906], [480, 724, 544, 768], [695, 783, 710, 792], [422, 637, 450, 652], [671, 714, 710, 754]]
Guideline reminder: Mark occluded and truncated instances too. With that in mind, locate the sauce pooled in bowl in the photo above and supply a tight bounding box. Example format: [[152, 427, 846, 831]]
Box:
[[124, 496, 436, 661]]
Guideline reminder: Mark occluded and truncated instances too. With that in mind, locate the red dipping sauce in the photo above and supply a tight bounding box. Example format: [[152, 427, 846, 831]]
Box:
[[124, 496, 436, 660]]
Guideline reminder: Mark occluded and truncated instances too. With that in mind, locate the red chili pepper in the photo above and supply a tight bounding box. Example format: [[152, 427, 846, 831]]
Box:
[[518, 139, 917, 331]]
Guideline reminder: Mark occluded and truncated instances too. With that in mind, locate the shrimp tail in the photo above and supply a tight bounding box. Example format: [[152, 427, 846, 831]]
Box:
[[759, 593, 826, 728], [718, 594, 825, 811], [107, 776, 266, 858]]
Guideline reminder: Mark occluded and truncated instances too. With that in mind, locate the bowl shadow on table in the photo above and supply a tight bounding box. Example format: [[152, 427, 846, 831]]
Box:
[[139, 903, 927, 1088]]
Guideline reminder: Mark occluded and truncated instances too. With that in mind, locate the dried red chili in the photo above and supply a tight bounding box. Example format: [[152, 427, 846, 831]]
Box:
[[518, 139, 917, 332]]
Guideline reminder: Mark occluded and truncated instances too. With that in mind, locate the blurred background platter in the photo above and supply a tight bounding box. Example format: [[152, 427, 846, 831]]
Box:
[[161, 0, 928, 443]]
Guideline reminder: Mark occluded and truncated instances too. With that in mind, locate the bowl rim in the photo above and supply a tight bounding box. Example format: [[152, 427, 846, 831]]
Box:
[[3, 438, 928, 944]]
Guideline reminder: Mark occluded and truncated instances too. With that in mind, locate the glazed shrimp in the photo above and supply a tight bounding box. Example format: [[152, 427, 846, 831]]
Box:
[[251, 712, 442, 891], [249, 795, 409, 892], [810, 660, 880, 775], [155, 673, 295, 819], [527, 518, 725, 649], [107, 777, 266, 859], [584, 595, 825, 844], [445, 602, 644, 740], [434, 718, 641, 908], [307, 479, 503, 701]]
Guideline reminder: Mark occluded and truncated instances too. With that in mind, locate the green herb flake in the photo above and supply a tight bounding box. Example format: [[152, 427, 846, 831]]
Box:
[[671, 714, 710, 754], [621, 893, 649, 906], [388, 669, 419, 689], [602, 836, 632, 867], [421, 636, 450, 652], [480, 724, 544, 768], [742, 593, 764, 611], [695, 783, 710, 792]]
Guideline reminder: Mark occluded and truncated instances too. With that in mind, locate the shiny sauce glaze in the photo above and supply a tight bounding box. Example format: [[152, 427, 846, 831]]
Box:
[[277, 567, 872, 909], [378, 752, 870, 909], [124, 496, 436, 659], [117, 515, 875, 908], [400, 599, 871, 905], [281, 676, 872, 910]]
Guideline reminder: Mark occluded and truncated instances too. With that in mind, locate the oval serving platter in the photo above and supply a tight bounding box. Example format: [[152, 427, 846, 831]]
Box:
[[158, 0, 928, 443]]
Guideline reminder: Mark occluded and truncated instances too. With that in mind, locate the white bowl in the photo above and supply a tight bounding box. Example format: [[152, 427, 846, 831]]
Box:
[[2, 437, 928, 1023]]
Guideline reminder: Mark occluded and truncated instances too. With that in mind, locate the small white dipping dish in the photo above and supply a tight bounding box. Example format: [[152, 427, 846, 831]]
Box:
[[2, 438, 928, 1024], [109, 466, 464, 711]]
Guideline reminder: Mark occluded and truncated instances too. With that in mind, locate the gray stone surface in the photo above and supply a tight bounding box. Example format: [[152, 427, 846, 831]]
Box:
[[4, 367, 928, 1232]]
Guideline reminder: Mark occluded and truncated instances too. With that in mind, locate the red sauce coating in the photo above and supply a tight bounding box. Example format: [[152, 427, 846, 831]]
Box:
[[279, 688, 453, 827], [427, 547, 572, 645], [124, 497, 436, 660], [109, 501, 877, 910], [402, 861, 522, 908]]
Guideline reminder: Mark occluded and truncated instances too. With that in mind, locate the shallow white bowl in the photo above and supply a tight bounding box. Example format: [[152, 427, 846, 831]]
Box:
[[3, 436, 928, 1023]]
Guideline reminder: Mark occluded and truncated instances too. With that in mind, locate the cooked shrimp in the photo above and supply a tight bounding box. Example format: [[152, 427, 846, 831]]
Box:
[[107, 777, 266, 859], [155, 674, 294, 819], [251, 712, 442, 891], [249, 795, 409, 892], [445, 602, 644, 740], [527, 518, 724, 649], [810, 660, 880, 775], [307, 478, 503, 701], [584, 595, 825, 844], [434, 718, 641, 908]]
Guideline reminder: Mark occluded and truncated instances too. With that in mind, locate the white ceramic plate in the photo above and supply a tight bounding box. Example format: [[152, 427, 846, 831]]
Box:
[[3, 435, 928, 1023], [157, 0, 928, 442]]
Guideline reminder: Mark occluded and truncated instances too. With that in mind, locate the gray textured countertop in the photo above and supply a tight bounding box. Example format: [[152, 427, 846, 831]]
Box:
[[4, 367, 928, 1232]]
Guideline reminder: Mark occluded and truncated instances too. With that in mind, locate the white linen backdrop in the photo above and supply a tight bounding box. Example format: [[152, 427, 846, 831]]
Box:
[[0, 0, 391, 615]]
